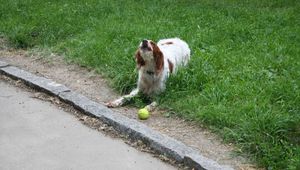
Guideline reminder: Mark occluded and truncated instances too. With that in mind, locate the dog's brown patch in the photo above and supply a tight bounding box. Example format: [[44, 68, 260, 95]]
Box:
[[150, 41, 164, 75], [167, 59, 174, 73], [135, 50, 145, 69], [161, 41, 173, 45]]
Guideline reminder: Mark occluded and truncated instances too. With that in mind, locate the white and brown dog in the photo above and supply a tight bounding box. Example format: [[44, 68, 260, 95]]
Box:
[[106, 38, 190, 110]]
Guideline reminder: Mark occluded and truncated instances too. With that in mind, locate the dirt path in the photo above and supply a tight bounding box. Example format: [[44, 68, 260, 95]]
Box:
[[0, 39, 257, 170]]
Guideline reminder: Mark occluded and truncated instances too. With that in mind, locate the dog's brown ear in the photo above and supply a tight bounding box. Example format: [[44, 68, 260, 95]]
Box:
[[151, 42, 164, 74], [135, 50, 145, 69], [154, 50, 164, 74]]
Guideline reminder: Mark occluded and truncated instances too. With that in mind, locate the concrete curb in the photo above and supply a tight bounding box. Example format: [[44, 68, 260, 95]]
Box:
[[0, 60, 233, 170], [0, 61, 9, 68]]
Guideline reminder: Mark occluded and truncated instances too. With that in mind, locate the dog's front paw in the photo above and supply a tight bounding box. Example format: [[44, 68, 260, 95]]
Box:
[[105, 101, 119, 108], [105, 98, 124, 108], [145, 101, 157, 112]]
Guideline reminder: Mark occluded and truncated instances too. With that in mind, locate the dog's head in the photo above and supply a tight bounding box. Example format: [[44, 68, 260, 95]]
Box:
[[135, 39, 164, 73]]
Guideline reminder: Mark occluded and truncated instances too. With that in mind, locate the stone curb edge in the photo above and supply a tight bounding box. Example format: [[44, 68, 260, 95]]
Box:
[[0, 60, 233, 170]]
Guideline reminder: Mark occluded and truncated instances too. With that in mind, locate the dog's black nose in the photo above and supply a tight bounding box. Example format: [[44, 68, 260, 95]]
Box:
[[142, 40, 148, 48]]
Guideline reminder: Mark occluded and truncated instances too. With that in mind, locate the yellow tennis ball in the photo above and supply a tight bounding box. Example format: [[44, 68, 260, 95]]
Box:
[[138, 108, 149, 120]]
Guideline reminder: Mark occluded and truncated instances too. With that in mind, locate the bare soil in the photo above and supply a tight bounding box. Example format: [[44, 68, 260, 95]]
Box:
[[0, 38, 258, 170]]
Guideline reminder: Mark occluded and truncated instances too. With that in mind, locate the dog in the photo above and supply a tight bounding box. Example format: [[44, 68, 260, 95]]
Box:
[[106, 38, 191, 110]]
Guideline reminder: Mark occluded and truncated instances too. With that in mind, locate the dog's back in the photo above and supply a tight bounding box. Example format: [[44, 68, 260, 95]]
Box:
[[158, 38, 191, 73]]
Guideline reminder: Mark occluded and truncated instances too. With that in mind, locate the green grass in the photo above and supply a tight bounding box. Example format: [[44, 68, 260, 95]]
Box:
[[1, 0, 299, 169]]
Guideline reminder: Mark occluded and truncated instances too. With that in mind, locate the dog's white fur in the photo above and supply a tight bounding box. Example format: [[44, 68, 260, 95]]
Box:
[[106, 38, 190, 110]]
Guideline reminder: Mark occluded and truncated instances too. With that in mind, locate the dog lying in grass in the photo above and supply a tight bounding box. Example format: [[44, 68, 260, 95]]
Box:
[[106, 38, 191, 111]]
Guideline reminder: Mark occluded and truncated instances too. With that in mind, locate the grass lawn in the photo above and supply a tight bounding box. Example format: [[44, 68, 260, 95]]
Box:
[[1, 0, 299, 169]]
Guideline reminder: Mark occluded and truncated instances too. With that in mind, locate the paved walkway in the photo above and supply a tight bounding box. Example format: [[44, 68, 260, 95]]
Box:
[[0, 80, 175, 170]]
